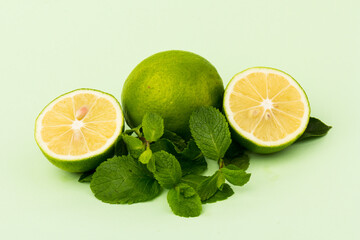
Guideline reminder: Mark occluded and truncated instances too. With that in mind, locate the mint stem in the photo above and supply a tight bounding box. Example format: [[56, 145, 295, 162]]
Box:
[[135, 129, 142, 137], [218, 159, 224, 169]]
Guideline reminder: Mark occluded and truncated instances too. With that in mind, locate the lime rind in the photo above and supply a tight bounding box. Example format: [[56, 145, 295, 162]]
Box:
[[121, 50, 224, 139], [34, 88, 124, 172], [223, 67, 311, 154]]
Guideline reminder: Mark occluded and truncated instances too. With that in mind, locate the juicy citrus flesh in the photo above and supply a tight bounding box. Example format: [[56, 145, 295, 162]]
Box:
[[35, 89, 123, 161], [224, 67, 310, 147]]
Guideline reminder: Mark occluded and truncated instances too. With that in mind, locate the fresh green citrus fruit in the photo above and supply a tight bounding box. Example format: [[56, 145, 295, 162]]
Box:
[[35, 89, 124, 172], [121, 50, 224, 138], [223, 67, 310, 154]]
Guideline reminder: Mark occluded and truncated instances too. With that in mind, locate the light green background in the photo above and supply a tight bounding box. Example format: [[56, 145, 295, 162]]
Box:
[[1, 0, 359, 239]]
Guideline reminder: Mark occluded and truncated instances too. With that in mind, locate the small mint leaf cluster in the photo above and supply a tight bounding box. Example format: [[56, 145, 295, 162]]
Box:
[[81, 108, 251, 217], [79, 107, 331, 218], [188, 107, 251, 203]]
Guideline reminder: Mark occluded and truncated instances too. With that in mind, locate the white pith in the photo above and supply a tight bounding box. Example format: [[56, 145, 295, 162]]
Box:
[[35, 89, 123, 161], [224, 68, 310, 146], [72, 120, 84, 129], [261, 98, 273, 110]]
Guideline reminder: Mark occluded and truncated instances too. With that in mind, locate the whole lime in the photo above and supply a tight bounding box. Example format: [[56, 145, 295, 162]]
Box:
[[121, 50, 224, 138]]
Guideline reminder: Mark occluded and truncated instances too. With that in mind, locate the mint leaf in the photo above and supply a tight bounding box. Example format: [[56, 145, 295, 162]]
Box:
[[180, 174, 208, 190], [177, 140, 207, 176], [142, 112, 164, 142], [114, 136, 128, 156], [223, 154, 250, 170], [122, 134, 145, 158], [221, 164, 251, 186], [90, 155, 161, 204], [167, 183, 202, 218], [177, 140, 202, 161], [78, 170, 95, 183], [216, 172, 226, 189], [178, 157, 207, 176], [223, 141, 250, 170], [151, 138, 178, 156], [139, 148, 152, 164], [202, 184, 234, 204], [152, 151, 182, 189], [297, 117, 332, 142], [147, 155, 156, 173], [181, 175, 234, 204], [197, 170, 225, 201], [225, 141, 246, 159], [161, 130, 187, 151], [189, 106, 231, 160], [152, 139, 207, 176]]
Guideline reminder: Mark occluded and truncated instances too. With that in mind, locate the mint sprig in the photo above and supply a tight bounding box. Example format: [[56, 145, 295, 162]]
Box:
[[79, 107, 331, 218], [86, 108, 252, 217], [187, 106, 251, 202]]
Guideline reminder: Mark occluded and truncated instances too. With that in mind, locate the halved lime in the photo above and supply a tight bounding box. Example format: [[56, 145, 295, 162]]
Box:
[[35, 89, 124, 172], [223, 67, 310, 154]]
